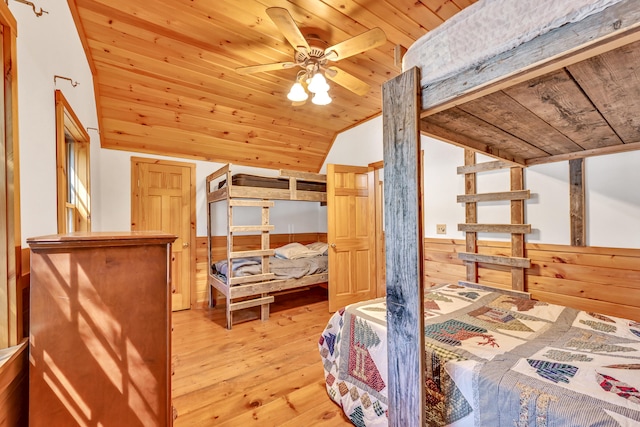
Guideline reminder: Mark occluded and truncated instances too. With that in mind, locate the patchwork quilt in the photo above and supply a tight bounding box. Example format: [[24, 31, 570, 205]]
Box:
[[318, 283, 640, 426]]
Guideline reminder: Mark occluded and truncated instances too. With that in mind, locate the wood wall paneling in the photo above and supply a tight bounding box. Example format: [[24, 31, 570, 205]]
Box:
[[424, 237, 640, 321]]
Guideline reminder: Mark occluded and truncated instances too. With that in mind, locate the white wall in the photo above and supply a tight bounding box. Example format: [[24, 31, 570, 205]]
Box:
[[13, 1, 101, 244], [586, 152, 640, 247], [321, 116, 384, 172], [99, 149, 324, 237]]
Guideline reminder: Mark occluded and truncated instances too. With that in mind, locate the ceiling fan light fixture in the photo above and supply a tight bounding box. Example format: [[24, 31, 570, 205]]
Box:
[[312, 90, 332, 106], [307, 72, 329, 94], [287, 81, 308, 102], [238, 8, 387, 106]]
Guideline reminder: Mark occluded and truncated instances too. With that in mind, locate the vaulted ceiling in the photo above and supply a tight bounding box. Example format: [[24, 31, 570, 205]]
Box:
[[68, 0, 477, 172]]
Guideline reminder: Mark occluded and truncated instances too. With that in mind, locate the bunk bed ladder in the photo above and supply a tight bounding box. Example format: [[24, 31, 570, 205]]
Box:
[[226, 198, 276, 328], [457, 150, 531, 291]]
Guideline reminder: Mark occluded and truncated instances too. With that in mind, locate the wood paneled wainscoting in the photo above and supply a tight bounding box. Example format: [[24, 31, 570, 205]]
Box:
[[194, 233, 328, 307], [424, 237, 640, 321]]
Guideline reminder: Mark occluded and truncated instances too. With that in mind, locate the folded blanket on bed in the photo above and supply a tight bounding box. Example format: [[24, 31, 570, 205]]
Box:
[[213, 255, 328, 281]]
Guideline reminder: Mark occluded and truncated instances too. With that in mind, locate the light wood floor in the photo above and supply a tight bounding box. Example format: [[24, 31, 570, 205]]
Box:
[[171, 286, 353, 426]]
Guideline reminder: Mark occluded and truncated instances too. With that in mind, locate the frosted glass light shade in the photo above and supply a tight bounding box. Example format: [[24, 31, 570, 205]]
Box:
[[312, 90, 332, 105], [287, 82, 308, 102], [307, 72, 329, 94]]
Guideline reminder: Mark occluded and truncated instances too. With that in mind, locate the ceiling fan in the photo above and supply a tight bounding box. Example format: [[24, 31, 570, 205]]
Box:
[[235, 7, 387, 105]]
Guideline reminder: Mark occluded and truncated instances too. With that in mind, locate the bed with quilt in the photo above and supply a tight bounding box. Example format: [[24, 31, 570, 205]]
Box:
[[318, 282, 640, 426]]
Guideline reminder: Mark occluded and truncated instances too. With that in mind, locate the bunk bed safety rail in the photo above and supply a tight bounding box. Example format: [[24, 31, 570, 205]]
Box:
[[279, 169, 327, 183], [206, 164, 231, 189], [279, 169, 327, 201]]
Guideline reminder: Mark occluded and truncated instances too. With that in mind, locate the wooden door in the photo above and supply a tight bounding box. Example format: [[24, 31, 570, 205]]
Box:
[[327, 164, 376, 312], [132, 158, 195, 311]]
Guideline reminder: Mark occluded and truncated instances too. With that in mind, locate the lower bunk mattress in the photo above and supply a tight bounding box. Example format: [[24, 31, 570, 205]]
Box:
[[318, 282, 640, 426], [213, 255, 328, 281]]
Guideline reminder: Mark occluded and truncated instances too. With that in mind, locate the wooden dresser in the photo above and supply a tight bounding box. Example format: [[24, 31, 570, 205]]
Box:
[[27, 232, 176, 427]]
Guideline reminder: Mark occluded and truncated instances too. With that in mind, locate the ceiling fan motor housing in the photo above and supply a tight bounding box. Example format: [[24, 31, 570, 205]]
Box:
[[294, 33, 328, 64]]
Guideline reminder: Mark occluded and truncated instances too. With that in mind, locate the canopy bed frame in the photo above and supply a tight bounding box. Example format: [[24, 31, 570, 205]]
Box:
[[382, 0, 640, 425]]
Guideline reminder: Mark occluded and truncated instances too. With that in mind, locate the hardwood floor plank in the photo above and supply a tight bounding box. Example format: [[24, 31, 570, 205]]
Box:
[[215, 381, 332, 426], [172, 287, 353, 426]]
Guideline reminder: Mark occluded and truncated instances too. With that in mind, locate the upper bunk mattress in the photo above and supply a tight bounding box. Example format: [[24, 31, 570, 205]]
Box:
[[402, 0, 624, 89], [218, 173, 326, 192]]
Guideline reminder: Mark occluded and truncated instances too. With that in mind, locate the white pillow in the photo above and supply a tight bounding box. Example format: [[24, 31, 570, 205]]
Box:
[[306, 241, 328, 255], [275, 242, 319, 260]]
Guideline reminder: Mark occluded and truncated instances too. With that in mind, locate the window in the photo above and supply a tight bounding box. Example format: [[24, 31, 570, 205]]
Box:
[[55, 90, 91, 233]]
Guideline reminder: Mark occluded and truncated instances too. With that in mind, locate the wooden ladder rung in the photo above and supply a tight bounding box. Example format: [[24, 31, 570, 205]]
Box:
[[458, 223, 531, 233], [230, 249, 274, 258], [229, 295, 274, 312], [457, 160, 521, 174], [457, 190, 530, 203], [458, 252, 531, 268], [229, 225, 275, 233], [229, 273, 276, 285], [229, 200, 274, 207]]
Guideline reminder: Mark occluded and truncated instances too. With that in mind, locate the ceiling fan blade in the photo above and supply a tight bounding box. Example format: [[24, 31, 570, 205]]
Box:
[[266, 7, 310, 53], [234, 62, 296, 75], [324, 28, 386, 61], [325, 66, 370, 96]]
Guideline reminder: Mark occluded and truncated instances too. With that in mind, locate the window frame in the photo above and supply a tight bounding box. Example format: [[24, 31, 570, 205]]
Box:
[[55, 90, 91, 233], [0, 1, 19, 348]]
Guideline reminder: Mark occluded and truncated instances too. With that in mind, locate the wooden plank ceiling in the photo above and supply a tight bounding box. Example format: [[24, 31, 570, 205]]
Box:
[[68, 0, 477, 172]]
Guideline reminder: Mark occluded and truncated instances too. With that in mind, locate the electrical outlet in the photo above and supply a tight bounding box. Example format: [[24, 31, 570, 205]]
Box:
[[436, 224, 446, 234]]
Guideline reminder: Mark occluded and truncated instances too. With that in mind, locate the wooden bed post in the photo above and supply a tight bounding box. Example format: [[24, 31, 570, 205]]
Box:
[[569, 158, 586, 246], [382, 67, 425, 426]]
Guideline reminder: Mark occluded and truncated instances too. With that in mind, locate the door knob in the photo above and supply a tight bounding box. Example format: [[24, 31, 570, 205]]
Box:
[[182, 242, 189, 248], [330, 243, 336, 248]]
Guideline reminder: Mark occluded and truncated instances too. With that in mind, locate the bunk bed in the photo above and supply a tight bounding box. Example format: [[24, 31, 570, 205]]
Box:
[[206, 164, 328, 329], [322, 0, 640, 425]]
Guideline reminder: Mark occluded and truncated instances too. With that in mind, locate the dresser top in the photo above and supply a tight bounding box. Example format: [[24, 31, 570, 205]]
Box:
[[27, 231, 177, 249]]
